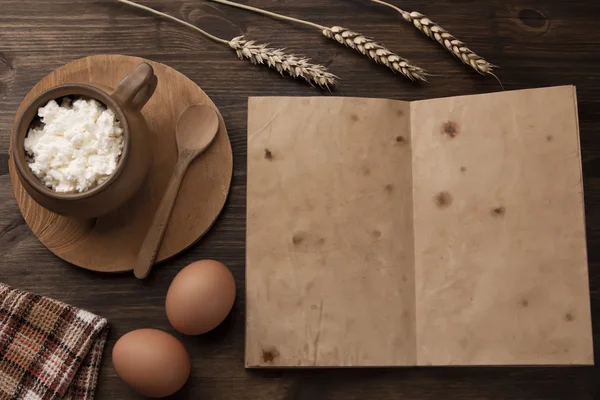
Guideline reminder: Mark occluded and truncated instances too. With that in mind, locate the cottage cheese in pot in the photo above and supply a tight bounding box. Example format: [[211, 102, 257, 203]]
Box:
[[24, 97, 125, 193]]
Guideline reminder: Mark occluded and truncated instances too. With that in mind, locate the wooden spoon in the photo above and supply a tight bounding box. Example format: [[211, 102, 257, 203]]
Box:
[[134, 104, 220, 279]]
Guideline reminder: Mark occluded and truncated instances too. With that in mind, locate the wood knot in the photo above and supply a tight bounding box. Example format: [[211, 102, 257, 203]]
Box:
[[515, 8, 550, 36], [518, 8, 548, 29]]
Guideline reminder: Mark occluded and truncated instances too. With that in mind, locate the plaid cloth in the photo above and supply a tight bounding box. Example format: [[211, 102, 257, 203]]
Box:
[[0, 283, 108, 400]]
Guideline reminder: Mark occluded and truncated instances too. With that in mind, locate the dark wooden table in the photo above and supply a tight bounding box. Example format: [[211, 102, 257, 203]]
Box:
[[1, 0, 599, 398]]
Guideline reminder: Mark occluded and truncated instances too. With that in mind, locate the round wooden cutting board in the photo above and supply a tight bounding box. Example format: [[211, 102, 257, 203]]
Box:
[[8, 55, 233, 272]]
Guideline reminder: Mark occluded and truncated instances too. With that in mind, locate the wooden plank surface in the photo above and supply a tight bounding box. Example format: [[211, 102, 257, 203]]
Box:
[[1, 0, 599, 398]]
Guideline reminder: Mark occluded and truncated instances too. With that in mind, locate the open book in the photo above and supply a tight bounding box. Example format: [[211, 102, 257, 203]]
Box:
[[245, 86, 593, 367]]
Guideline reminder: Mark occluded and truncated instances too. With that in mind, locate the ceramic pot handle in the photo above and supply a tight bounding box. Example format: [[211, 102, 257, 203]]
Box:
[[112, 62, 158, 110]]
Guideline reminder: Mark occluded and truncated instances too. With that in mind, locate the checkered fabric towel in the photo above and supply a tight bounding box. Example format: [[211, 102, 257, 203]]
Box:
[[0, 283, 108, 400]]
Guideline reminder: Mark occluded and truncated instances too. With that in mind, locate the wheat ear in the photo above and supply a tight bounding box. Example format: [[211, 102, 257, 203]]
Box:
[[322, 26, 427, 82], [371, 0, 498, 78], [228, 37, 337, 88], [118, 0, 336, 88], [210, 0, 428, 82]]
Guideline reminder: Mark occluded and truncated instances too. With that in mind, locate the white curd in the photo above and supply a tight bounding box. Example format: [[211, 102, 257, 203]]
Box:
[[24, 98, 124, 193]]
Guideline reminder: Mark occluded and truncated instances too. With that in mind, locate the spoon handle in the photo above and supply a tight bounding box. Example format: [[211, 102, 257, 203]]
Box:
[[134, 156, 191, 279]]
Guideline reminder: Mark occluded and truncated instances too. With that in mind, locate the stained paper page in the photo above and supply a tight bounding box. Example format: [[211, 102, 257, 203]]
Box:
[[410, 86, 593, 366], [246, 97, 416, 367]]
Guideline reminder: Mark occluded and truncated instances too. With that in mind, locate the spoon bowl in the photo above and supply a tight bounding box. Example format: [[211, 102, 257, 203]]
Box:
[[176, 104, 220, 155]]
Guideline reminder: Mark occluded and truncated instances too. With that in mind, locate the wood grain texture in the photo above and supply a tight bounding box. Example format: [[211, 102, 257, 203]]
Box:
[[0, 0, 599, 399], [8, 55, 233, 272]]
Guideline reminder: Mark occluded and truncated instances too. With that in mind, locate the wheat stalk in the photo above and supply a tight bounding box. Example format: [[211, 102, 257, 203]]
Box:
[[209, 0, 428, 82], [371, 0, 498, 78], [118, 0, 336, 88]]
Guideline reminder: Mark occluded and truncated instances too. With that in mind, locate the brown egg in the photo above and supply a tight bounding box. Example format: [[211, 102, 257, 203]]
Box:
[[166, 260, 236, 335], [112, 329, 190, 398]]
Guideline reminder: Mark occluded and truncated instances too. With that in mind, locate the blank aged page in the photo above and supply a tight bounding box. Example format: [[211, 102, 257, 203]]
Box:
[[246, 97, 416, 367], [410, 86, 593, 366]]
